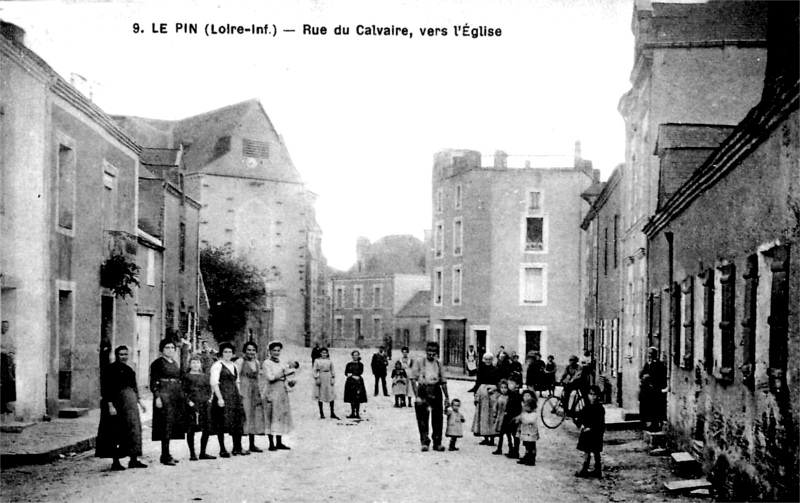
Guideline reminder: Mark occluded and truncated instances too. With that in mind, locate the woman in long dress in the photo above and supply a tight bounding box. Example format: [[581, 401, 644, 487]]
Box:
[[96, 345, 147, 470], [210, 342, 247, 457], [399, 346, 415, 407], [469, 353, 500, 445], [150, 339, 185, 465], [343, 350, 368, 419], [236, 341, 266, 452], [313, 347, 340, 419], [262, 341, 295, 450]]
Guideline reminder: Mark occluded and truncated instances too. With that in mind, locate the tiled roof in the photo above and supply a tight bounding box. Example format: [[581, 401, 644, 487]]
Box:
[[396, 290, 431, 318]]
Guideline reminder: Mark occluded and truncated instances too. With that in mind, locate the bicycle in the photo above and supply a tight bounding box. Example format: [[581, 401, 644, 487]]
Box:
[[540, 383, 585, 429]]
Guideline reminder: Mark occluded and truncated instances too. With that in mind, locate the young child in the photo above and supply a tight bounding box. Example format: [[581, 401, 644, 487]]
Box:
[[445, 398, 466, 451], [515, 389, 540, 465], [182, 354, 215, 461], [544, 355, 557, 397], [285, 361, 300, 392], [491, 379, 510, 455], [391, 360, 408, 407], [574, 385, 605, 478], [501, 379, 523, 458]]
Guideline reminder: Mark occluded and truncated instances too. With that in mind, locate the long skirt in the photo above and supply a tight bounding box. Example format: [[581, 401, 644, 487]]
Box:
[[313, 370, 336, 402], [344, 376, 367, 404], [241, 376, 266, 435], [96, 389, 142, 458], [152, 381, 185, 441], [471, 384, 497, 436], [264, 384, 294, 435]]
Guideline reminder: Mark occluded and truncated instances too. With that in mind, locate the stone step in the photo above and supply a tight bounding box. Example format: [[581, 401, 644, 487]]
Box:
[[57, 408, 89, 419], [623, 410, 640, 421], [644, 430, 667, 448], [664, 478, 712, 493], [671, 451, 702, 478], [692, 439, 704, 457], [606, 419, 643, 431]]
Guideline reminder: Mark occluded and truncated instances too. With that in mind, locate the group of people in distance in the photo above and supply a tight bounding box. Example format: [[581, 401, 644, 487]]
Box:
[[96, 338, 297, 471]]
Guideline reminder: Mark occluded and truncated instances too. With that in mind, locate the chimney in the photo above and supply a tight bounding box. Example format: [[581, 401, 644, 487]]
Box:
[[574, 140, 582, 164], [493, 150, 508, 169], [1, 21, 26, 45]]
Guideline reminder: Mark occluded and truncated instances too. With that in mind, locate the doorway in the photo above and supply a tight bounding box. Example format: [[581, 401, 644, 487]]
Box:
[[443, 320, 465, 368], [135, 315, 152, 389]]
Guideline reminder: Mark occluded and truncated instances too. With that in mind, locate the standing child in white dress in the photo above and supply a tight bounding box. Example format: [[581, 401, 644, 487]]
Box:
[[445, 398, 466, 451], [514, 389, 540, 466]]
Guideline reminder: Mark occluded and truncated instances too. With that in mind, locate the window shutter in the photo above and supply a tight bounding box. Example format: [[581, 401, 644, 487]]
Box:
[[764, 244, 790, 392], [719, 263, 735, 383], [681, 277, 694, 370], [701, 268, 715, 374], [740, 255, 758, 387]]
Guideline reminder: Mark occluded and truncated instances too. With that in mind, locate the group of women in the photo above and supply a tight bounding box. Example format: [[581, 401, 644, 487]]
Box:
[[96, 338, 296, 470]]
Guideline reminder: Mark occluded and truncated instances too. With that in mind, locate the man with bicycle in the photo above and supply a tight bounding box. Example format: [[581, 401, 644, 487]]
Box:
[[560, 355, 586, 417]]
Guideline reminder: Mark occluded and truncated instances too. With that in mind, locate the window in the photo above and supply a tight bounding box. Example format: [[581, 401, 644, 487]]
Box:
[[435, 221, 444, 258], [528, 191, 542, 212], [680, 276, 694, 370], [434, 269, 443, 305], [763, 244, 790, 389], [373, 317, 382, 339], [455, 184, 462, 209], [354, 317, 362, 338], [741, 255, 758, 386], [354, 285, 363, 308], [335, 286, 344, 309], [453, 217, 463, 255], [435, 188, 443, 213], [717, 262, 736, 382], [452, 266, 462, 305], [373, 286, 382, 308], [57, 140, 76, 230], [613, 215, 619, 269], [521, 265, 546, 305], [335, 316, 343, 338], [419, 324, 427, 341], [103, 162, 118, 231], [700, 269, 714, 373], [524, 217, 544, 252], [434, 325, 442, 345], [147, 249, 156, 286], [179, 222, 186, 273]]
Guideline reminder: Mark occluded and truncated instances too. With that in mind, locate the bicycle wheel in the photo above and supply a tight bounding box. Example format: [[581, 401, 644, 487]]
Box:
[[541, 396, 565, 429]]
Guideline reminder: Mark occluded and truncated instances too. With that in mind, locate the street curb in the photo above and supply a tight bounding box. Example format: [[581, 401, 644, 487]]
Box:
[[0, 437, 97, 468]]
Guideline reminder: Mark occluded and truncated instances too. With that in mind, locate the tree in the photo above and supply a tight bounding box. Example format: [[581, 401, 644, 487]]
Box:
[[200, 245, 266, 342]]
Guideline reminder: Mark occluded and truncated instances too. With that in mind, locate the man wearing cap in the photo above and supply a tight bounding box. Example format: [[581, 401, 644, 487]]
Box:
[[560, 355, 584, 416], [371, 346, 389, 397], [411, 342, 450, 452]]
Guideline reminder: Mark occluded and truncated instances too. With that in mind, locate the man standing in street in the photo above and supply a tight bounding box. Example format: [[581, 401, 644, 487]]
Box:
[[411, 341, 450, 452], [371, 346, 389, 396]]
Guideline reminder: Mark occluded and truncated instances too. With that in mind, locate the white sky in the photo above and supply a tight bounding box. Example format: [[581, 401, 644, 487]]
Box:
[[1, 0, 638, 270]]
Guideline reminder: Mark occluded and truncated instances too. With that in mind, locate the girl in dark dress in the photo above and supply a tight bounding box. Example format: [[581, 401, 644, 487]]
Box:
[[343, 350, 367, 419], [182, 354, 215, 461], [575, 385, 605, 478], [96, 345, 147, 470], [151, 339, 185, 466], [210, 342, 247, 457]]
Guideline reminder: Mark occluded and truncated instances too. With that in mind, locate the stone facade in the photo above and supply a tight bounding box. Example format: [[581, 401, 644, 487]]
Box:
[[616, 0, 768, 410], [430, 149, 595, 371]]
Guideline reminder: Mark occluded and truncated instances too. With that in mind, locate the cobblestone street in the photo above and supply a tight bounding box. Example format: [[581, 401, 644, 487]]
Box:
[[1, 346, 697, 503]]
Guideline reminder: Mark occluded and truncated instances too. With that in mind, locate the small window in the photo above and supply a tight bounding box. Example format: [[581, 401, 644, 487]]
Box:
[[57, 142, 76, 230], [453, 218, 463, 256], [354, 286, 363, 308], [434, 269, 443, 305], [373, 286, 382, 308], [521, 265, 545, 304], [452, 266, 462, 305], [528, 191, 541, 212], [455, 184, 462, 209], [435, 222, 444, 258], [435, 188, 443, 213], [147, 249, 156, 286]]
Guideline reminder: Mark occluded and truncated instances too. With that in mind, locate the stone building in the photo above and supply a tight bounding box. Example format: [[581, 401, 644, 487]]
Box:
[[641, 2, 799, 499], [430, 149, 595, 372], [580, 164, 624, 404], [616, 0, 768, 409], [137, 147, 202, 376], [394, 290, 432, 352], [329, 235, 428, 350], [1, 24, 141, 420], [114, 99, 326, 350]]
